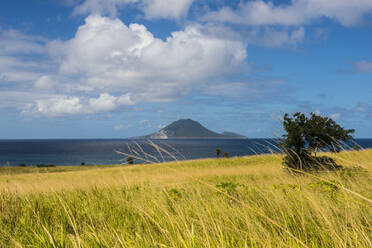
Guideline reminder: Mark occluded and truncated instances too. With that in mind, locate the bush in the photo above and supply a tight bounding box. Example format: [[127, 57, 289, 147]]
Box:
[[36, 164, 56, 168], [281, 112, 354, 171], [283, 151, 341, 171], [126, 157, 134, 165], [216, 148, 221, 158]]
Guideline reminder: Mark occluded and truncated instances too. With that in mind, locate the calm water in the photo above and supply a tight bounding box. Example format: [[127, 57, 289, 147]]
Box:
[[0, 139, 371, 166]]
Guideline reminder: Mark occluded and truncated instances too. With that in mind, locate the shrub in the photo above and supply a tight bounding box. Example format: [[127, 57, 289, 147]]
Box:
[[281, 112, 354, 171], [216, 148, 221, 158], [36, 164, 56, 168], [126, 157, 134, 165]]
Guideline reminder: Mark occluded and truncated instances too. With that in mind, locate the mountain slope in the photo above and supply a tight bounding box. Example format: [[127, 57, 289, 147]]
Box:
[[139, 119, 247, 139]]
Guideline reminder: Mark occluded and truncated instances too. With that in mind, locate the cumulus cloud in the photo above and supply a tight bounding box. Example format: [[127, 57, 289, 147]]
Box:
[[352, 60, 372, 73], [23, 93, 134, 117], [16, 15, 247, 116], [0, 15, 248, 117], [203, 0, 372, 27], [73, 0, 194, 19], [34, 75, 56, 91], [33, 96, 84, 117], [49, 16, 244, 97]]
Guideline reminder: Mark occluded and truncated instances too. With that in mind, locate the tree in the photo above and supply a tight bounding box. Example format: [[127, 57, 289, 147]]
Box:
[[281, 112, 354, 171], [216, 148, 221, 158], [223, 152, 229, 158]]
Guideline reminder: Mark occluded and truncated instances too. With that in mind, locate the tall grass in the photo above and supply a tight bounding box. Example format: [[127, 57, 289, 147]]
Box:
[[0, 149, 371, 247]]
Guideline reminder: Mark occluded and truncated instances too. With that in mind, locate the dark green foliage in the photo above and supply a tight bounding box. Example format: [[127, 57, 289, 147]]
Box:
[[282, 112, 354, 171], [36, 164, 56, 168], [216, 148, 221, 158], [283, 151, 341, 171], [167, 189, 182, 201], [223, 152, 229, 158], [216, 182, 239, 194], [126, 157, 134, 165], [18, 163, 27, 167], [309, 180, 340, 199], [353, 144, 361, 151], [81, 162, 85, 166]]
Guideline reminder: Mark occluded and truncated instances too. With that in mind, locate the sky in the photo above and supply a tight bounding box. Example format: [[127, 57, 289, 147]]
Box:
[[0, 0, 371, 139]]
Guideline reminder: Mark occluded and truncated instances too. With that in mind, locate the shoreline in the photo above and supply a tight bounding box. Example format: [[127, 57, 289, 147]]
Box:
[[1, 148, 371, 168]]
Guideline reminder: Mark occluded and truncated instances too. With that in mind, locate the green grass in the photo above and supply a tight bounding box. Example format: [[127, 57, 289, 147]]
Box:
[[0, 150, 372, 247], [0, 164, 120, 175]]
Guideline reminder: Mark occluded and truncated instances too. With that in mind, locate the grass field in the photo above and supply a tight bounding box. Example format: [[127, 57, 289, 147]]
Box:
[[0, 150, 372, 247]]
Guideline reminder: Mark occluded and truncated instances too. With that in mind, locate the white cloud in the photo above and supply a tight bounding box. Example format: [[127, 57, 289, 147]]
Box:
[[0, 29, 50, 84], [0, 56, 50, 84], [0, 28, 46, 55], [33, 96, 84, 117], [330, 113, 341, 120], [0, 16, 247, 117], [73, 0, 138, 17], [314, 109, 321, 115], [34, 75, 55, 91], [73, 0, 194, 19], [203, 0, 372, 27], [352, 60, 372, 73], [30, 15, 246, 115], [0, 12, 251, 117], [250, 27, 305, 47], [0, 91, 58, 109], [88, 93, 118, 112], [142, 0, 194, 20], [23, 93, 135, 117]]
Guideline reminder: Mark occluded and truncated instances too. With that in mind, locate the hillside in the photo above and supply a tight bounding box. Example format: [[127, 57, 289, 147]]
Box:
[[141, 119, 247, 139]]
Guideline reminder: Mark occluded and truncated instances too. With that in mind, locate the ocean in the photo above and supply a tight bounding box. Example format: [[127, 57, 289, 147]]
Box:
[[0, 139, 371, 166]]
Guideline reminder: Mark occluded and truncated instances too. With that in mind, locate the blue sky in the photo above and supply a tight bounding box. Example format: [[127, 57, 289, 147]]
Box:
[[0, 0, 371, 139]]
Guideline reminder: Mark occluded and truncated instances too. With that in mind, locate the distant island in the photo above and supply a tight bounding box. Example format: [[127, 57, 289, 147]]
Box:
[[133, 119, 247, 139]]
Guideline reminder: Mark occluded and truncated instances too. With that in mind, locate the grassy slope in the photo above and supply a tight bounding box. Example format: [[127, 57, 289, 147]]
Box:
[[0, 150, 372, 247]]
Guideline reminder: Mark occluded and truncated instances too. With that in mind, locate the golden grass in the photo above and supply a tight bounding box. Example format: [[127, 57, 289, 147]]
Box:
[[0, 154, 280, 194], [0, 150, 371, 247]]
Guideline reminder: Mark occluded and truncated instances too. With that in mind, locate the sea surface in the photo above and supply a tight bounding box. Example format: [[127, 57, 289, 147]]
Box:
[[0, 139, 371, 166]]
